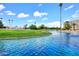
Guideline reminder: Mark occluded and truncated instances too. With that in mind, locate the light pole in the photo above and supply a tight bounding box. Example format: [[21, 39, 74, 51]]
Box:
[[59, 3, 64, 54], [8, 19, 13, 29], [59, 3, 63, 31]]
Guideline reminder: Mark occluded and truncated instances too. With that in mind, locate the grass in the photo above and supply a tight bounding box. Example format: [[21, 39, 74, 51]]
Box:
[[0, 30, 51, 39]]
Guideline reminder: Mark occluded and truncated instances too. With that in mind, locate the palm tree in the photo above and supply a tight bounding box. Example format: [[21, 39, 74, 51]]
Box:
[[64, 21, 71, 30], [72, 23, 76, 31], [0, 18, 4, 28], [0, 18, 3, 20], [59, 3, 63, 31]]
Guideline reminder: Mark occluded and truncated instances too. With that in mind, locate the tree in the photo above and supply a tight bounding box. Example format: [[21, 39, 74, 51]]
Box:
[[72, 23, 76, 31], [38, 24, 47, 29], [24, 24, 27, 29], [64, 21, 71, 30], [0, 20, 3, 28], [29, 24, 37, 30]]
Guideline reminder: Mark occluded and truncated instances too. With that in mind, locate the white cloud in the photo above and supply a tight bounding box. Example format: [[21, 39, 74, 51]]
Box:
[[5, 11, 11, 13], [33, 11, 48, 17], [65, 9, 79, 21], [42, 17, 48, 21], [0, 4, 5, 11], [17, 13, 29, 18], [38, 4, 43, 7], [34, 21, 62, 28], [71, 9, 79, 19], [5, 11, 16, 16], [27, 19, 35, 23], [0, 13, 3, 15], [64, 19, 71, 22], [46, 21, 60, 27], [3, 21, 5, 24], [64, 5, 74, 11], [7, 12, 16, 16]]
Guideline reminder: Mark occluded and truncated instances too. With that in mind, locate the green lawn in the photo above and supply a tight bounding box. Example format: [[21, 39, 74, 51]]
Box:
[[0, 30, 51, 39]]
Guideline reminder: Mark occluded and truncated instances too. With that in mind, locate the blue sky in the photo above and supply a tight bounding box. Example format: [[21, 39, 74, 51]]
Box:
[[0, 3, 79, 27]]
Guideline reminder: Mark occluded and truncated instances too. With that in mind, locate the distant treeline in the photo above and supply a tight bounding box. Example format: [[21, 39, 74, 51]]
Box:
[[0, 18, 60, 30], [24, 24, 60, 30]]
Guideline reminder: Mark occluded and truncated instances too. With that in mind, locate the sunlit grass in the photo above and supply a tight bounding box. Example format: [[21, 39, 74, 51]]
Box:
[[0, 30, 51, 39]]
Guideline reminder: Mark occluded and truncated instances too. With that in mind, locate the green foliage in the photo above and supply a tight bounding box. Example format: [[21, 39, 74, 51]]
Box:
[[0, 30, 51, 39], [38, 24, 47, 29], [48, 27, 60, 30], [24, 24, 27, 29], [29, 24, 37, 30], [0, 20, 4, 28], [64, 21, 71, 30]]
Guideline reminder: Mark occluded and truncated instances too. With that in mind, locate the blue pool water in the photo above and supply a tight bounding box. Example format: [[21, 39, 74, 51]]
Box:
[[0, 31, 79, 56]]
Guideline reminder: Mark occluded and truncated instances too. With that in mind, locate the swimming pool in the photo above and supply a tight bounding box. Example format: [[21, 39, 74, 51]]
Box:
[[0, 31, 79, 56]]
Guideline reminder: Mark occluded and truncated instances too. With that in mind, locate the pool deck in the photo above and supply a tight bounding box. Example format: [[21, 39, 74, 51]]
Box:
[[61, 30, 79, 33]]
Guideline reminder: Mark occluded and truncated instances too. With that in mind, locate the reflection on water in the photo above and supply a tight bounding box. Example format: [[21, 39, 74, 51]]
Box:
[[0, 40, 4, 51], [0, 40, 8, 56], [64, 33, 71, 47], [0, 31, 79, 56], [60, 33, 71, 55]]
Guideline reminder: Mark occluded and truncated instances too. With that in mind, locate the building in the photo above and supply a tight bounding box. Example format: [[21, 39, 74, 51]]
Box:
[[69, 19, 79, 30]]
